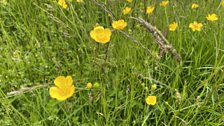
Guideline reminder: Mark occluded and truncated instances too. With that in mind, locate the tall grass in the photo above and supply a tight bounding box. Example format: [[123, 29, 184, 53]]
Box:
[[0, 0, 224, 125]]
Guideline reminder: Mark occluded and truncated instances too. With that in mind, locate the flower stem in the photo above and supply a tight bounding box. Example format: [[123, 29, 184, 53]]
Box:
[[101, 42, 110, 77]]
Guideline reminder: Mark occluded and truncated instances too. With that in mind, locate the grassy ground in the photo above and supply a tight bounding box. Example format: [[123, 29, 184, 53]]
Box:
[[0, 0, 224, 125]]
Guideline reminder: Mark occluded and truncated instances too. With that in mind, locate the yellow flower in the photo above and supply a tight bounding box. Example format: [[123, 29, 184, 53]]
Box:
[[206, 13, 218, 22], [191, 3, 199, 9], [189, 21, 203, 32], [169, 22, 178, 31], [127, 0, 132, 3], [222, 0, 224, 7], [86, 83, 93, 89], [58, 0, 68, 9], [122, 7, 132, 15], [90, 26, 112, 44], [160, 1, 169, 7], [76, 0, 83, 3], [49, 76, 75, 101], [146, 96, 157, 105], [146, 6, 155, 15], [112, 19, 127, 30]]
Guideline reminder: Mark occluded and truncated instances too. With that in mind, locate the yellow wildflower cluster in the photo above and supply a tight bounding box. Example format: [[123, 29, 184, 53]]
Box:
[[50, 0, 222, 104], [89, 19, 127, 44]]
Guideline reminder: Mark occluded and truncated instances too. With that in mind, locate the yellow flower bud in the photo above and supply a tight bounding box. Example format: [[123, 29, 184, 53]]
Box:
[[86, 82, 93, 89]]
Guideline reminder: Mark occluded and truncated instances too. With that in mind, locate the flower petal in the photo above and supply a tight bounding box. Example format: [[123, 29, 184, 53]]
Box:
[[66, 76, 73, 86], [105, 28, 112, 37], [67, 85, 75, 98], [90, 30, 96, 40], [56, 95, 68, 101], [54, 76, 66, 88], [49, 87, 60, 99], [56, 85, 74, 101], [94, 26, 104, 31]]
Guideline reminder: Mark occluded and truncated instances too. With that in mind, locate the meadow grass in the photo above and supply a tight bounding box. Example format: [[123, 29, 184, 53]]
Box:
[[0, 0, 224, 125]]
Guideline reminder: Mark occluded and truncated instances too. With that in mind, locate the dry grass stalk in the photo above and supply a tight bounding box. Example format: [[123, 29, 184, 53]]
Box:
[[130, 17, 182, 61], [7, 84, 48, 97]]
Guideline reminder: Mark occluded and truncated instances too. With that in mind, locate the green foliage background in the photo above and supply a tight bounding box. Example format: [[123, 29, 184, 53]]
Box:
[[0, 0, 224, 125]]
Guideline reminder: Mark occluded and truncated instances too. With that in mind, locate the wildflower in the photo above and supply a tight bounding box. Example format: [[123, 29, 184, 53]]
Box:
[[86, 83, 93, 89], [169, 22, 178, 31], [49, 76, 75, 101], [122, 7, 132, 15], [191, 3, 199, 9], [127, 0, 132, 3], [90, 26, 112, 44], [189, 21, 203, 32], [76, 0, 83, 3], [58, 0, 68, 9], [146, 6, 155, 15], [160, 1, 169, 7], [206, 13, 218, 22], [112, 19, 127, 30], [146, 96, 157, 105]]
